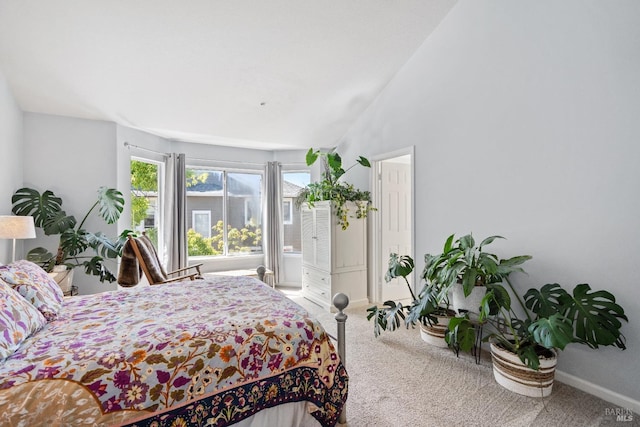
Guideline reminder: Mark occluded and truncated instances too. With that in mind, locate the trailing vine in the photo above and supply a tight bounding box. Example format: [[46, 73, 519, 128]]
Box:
[[294, 148, 375, 230]]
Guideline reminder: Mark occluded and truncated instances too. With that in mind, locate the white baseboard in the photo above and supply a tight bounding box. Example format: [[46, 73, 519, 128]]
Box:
[[555, 369, 640, 415], [343, 297, 369, 309], [327, 297, 369, 313], [275, 282, 302, 289]]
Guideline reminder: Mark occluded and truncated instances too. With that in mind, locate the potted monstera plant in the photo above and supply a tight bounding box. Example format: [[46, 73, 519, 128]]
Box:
[[11, 186, 130, 287], [367, 253, 456, 347], [447, 280, 628, 397], [423, 233, 531, 318], [294, 148, 375, 230]]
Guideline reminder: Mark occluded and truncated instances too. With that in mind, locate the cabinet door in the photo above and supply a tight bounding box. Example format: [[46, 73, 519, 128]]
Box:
[[301, 208, 314, 266], [314, 206, 331, 271]]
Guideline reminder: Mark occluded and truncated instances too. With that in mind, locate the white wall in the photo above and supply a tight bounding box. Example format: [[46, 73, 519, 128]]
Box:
[[0, 71, 24, 263], [17, 114, 310, 288], [23, 113, 118, 294], [339, 0, 640, 408]]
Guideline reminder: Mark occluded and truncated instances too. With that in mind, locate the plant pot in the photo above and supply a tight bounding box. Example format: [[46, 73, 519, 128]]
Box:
[[48, 266, 74, 294], [490, 342, 557, 398], [452, 283, 486, 319], [419, 314, 453, 348]]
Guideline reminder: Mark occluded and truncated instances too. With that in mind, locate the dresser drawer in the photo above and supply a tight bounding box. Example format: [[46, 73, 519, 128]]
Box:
[[302, 268, 331, 304], [302, 267, 330, 287]]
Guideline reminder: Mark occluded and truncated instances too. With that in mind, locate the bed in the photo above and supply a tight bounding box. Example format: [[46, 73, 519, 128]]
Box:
[[0, 261, 348, 427]]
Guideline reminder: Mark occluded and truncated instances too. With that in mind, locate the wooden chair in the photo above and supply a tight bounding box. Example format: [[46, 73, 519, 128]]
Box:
[[128, 235, 203, 285]]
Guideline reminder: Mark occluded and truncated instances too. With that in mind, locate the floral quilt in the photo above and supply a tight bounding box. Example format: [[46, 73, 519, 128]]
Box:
[[0, 276, 348, 426]]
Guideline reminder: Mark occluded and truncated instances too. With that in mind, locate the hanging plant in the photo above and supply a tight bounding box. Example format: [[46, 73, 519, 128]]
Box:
[[294, 148, 375, 229]]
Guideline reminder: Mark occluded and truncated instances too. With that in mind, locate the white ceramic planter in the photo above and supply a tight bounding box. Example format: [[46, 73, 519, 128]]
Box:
[[490, 342, 557, 398], [451, 283, 486, 319], [48, 266, 74, 294], [419, 315, 452, 348]]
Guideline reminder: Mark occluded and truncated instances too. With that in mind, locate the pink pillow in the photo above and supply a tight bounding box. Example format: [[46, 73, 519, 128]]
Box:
[[0, 279, 47, 362], [0, 260, 64, 321]]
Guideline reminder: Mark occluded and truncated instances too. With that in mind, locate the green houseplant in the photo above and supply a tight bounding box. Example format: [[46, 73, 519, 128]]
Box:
[[424, 233, 531, 316], [367, 253, 456, 346], [11, 186, 130, 283], [294, 148, 375, 230], [447, 280, 628, 396]]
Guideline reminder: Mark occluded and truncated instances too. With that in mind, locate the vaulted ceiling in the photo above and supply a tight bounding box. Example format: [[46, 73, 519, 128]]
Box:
[[0, 1, 457, 150]]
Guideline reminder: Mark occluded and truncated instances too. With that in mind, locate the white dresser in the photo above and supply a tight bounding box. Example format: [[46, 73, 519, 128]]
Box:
[[301, 201, 368, 311]]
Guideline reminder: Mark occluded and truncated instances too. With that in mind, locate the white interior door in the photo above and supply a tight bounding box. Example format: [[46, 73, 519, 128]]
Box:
[[378, 154, 413, 303]]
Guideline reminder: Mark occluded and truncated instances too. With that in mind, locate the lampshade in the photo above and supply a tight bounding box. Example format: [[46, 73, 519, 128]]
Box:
[[0, 215, 37, 239]]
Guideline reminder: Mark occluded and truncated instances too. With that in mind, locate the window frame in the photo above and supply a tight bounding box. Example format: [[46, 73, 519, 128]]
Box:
[[130, 156, 164, 253], [281, 169, 311, 255], [186, 165, 263, 258]]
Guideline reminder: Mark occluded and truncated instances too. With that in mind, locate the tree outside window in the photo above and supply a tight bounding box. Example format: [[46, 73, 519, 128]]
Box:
[[130, 159, 160, 246]]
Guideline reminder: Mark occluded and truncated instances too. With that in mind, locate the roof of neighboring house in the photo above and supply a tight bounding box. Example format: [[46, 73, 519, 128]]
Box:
[[283, 180, 303, 198], [187, 171, 258, 196], [185, 171, 304, 198]]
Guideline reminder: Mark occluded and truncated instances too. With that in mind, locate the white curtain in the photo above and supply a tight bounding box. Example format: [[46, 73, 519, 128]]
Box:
[[263, 161, 283, 284], [163, 153, 187, 271]]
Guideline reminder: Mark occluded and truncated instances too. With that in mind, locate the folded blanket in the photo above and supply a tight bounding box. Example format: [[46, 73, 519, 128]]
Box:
[[117, 239, 140, 287]]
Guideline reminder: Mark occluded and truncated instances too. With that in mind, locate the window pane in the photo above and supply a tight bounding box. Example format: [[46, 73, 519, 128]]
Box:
[[130, 159, 159, 246], [283, 200, 292, 224], [228, 172, 262, 255], [186, 168, 263, 257], [282, 172, 310, 253], [192, 211, 211, 238], [186, 169, 224, 256]]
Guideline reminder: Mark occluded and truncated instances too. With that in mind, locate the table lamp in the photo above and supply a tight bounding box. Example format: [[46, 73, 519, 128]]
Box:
[[0, 215, 36, 263]]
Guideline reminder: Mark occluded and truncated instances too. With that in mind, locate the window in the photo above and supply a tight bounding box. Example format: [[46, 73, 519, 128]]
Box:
[[130, 158, 161, 247], [186, 168, 263, 257], [244, 199, 254, 226], [282, 171, 310, 253], [192, 210, 211, 238], [283, 199, 293, 224]]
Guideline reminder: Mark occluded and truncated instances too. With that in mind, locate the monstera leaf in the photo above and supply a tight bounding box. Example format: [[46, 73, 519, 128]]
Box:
[[11, 188, 68, 232], [525, 283, 627, 350], [385, 253, 414, 282], [524, 283, 569, 319], [406, 283, 447, 326], [565, 284, 627, 349], [366, 301, 408, 338], [528, 313, 574, 350], [96, 187, 125, 224], [59, 228, 90, 257], [42, 210, 77, 235]]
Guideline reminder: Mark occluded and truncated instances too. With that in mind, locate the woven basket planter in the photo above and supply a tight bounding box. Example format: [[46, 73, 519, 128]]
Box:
[[490, 341, 557, 397], [419, 314, 453, 348]]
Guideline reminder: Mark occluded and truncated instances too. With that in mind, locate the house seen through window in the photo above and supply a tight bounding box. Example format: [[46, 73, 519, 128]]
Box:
[[130, 162, 307, 257], [186, 168, 263, 257], [282, 171, 310, 253]]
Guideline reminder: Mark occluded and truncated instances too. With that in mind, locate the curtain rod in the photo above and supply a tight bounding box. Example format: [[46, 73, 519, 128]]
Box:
[[124, 142, 169, 157], [187, 157, 306, 167], [124, 142, 306, 167], [186, 156, 265, 166]]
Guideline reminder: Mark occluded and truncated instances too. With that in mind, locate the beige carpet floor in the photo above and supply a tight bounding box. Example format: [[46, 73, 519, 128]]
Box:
[[282, 289, 639, 427]]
